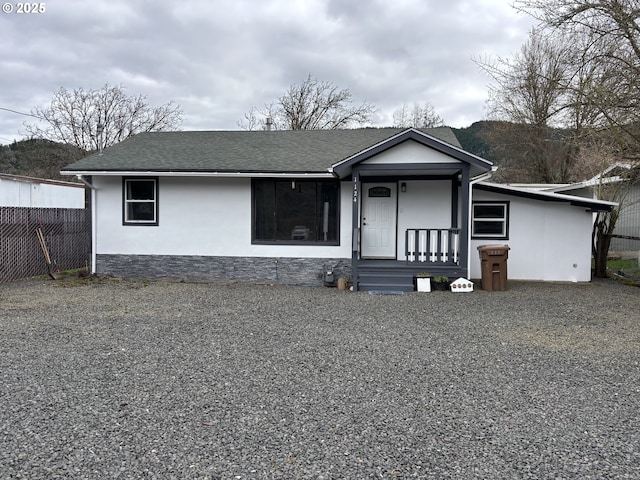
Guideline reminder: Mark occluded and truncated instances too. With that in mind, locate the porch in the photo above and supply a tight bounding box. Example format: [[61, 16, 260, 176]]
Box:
[[355, 227, 466, 292], [333, 129, 493, 291]]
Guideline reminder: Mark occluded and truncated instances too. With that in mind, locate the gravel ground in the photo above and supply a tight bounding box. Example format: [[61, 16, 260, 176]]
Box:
[[1, 276, 639, 479]]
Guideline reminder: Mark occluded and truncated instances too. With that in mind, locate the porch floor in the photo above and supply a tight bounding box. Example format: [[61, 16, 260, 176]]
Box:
[[356, 260, 467, 292]]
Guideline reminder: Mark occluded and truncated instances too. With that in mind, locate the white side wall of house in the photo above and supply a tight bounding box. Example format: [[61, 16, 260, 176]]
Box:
[[0, 177, 85, 208], [470, 190, 594, 282], [94, 176, 353, 258]]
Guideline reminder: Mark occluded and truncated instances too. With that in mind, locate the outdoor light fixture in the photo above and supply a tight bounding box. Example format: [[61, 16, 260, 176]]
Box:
[[401, 182, 407, 192]]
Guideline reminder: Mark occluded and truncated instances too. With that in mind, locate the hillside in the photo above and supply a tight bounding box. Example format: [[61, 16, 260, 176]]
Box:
[[0, 139, 87, 182], [452, 121, 497, 162]]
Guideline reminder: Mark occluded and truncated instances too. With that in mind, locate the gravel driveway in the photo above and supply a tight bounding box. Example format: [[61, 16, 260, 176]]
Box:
[[1, 277, 639, 479]]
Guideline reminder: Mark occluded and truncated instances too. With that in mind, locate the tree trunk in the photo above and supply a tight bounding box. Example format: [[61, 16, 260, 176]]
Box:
[[593, 230, 612, 278]]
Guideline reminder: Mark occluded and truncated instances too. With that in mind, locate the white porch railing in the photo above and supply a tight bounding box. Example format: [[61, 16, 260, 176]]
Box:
[[405, 228, 460, 264]]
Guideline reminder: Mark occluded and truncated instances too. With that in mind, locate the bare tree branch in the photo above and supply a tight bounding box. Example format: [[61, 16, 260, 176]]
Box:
[[475, 29, 580, 182], [392, 102, 445, 128], [25, 84, 183, 151], [238, 74, 375, 130], [515, 0, 640, 144]]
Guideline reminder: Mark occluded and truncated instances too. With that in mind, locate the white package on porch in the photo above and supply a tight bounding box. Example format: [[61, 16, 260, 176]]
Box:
[[406, 229, 460, 264]]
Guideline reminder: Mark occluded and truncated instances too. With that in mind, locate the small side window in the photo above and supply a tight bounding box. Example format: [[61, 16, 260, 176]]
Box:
[[472, 202, 508, 239], [123, 178, 158, 225]]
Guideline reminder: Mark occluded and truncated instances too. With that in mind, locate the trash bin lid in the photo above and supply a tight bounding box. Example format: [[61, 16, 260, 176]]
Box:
[[477, 244, 510, 255]]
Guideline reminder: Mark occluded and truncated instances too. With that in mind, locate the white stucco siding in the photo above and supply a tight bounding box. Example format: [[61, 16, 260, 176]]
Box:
[[94, 176, 352, 258], [397, 180, 452, 258], [0, 177, 85, 208], [363, 140, 459, 164], [470, 191, 594, 282]]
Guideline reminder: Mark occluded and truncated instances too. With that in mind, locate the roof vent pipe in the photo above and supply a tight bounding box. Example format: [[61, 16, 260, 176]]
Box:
[[96, 122, 104, 155], [265, 117, 273, 131]]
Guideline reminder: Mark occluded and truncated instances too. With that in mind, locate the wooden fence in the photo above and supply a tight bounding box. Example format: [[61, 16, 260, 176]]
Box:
[[0, 206, 90, 283]]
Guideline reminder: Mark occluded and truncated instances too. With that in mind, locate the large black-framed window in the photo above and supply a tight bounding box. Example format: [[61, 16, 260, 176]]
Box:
[[253, 179, 340, 244], [123, 177, 158, 226], [472, 201, 509, 239]]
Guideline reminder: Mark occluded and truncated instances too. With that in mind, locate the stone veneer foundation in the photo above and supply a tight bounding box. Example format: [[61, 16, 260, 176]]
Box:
[[96, 254, 352, 285]]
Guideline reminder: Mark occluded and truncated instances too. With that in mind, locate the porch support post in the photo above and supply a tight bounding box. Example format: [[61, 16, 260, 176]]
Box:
[[351, 166, 360, 291], [450, 174, 459, 227], [459, 164, 470, 278]]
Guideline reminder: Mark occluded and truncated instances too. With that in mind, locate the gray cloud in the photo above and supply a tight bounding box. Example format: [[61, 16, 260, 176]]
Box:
[[0, 0, 535, 144]]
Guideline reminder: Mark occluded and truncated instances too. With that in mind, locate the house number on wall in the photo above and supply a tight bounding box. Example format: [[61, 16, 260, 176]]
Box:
[[353, 176, 358, 203]]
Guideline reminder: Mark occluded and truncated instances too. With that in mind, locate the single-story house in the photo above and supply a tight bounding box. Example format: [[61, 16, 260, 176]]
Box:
[[60, 128, 615, 290]]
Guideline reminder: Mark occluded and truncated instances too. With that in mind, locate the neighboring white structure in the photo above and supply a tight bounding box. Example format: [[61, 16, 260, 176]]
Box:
[[0, 173, 85, 209], [60, 128, 615, 289]]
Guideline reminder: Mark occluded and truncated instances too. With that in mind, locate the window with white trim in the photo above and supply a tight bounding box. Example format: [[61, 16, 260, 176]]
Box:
[[472, 202, 508, 239], [123, 177, 158, 225]]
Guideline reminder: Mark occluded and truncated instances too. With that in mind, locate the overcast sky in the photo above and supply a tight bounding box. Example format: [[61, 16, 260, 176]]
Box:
[[0, 0, 537, 145]]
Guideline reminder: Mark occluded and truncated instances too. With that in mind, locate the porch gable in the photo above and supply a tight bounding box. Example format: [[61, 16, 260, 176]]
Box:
[[331, 128, 492, 179]]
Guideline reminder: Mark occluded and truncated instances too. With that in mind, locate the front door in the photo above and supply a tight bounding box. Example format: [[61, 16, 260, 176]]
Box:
[[361, 183, 397, 258]]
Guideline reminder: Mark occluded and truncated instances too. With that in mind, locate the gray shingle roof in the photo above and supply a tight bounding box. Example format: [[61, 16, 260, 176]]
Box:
[[61, 127, 463, 174]]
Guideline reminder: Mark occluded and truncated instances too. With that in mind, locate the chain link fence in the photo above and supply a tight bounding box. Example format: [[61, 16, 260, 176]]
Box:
[[0, 206, 90, 283]]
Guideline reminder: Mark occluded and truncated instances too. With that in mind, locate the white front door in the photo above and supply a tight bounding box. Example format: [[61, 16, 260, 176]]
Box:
[[361, 183, 397, 259]]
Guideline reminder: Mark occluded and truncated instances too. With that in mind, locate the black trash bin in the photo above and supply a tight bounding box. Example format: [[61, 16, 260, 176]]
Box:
[[477, 245, 510, 291]]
